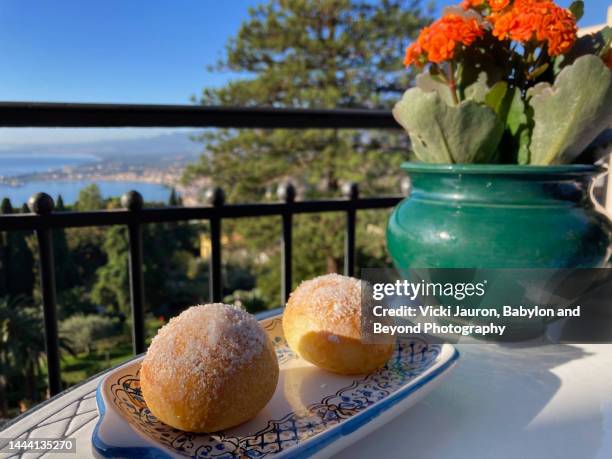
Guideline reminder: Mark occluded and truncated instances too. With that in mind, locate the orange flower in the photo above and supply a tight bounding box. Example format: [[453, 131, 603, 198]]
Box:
[[461, 0, 485, 9], [404, 41, 424, 68], [404, 13, 484, 67], [427, 29, 457, 62], [489, 0, 510, 11], [462, 0, 508, 11], [490, 0, 576, 55]]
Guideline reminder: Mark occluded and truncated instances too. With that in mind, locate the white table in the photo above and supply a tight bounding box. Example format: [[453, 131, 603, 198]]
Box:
[[339, 342, 612, 459], [2, 342, 612, 459]]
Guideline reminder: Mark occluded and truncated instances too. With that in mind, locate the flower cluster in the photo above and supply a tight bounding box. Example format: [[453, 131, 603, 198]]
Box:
[[489, 0, 511, 10], [461, 0, 485, 9], [490, 0, 577, 55], [395, 0, 611, 167], [405, 0, 577, 68], [461, 0, 510, 12], [404, 14, 484, 67]]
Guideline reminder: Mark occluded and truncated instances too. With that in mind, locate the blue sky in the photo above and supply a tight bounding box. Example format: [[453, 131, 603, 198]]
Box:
[[0, 0, 258, 104], [0, 0, 609, 146]]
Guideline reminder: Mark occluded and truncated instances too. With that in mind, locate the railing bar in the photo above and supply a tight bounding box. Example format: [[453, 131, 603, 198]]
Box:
[[345, 209, 356, 277], [0, 102, 399, 129], [122, 192, 146, 354], [207, 188, 225, 302], [127, 222, 146, 354], [278, 183, 295, 305], [35, 225, 62, 396], [2, 187, 402, 401], [209, 216, 222, 302], [26, 194, 62, 396], [281, 213, 292, 304], [0, 197, 403, 231], [343, 183, 359, 277]]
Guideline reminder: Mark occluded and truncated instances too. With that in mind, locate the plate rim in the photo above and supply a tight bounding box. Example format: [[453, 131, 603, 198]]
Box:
[[92, 310, 459, 458]]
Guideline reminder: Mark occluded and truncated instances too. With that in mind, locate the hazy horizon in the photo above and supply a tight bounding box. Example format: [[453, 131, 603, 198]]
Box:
[[0, 129, 202, 155]]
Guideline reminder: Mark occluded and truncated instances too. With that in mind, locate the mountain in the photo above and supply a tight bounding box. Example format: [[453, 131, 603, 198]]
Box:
[[0, 131, 203, 159]]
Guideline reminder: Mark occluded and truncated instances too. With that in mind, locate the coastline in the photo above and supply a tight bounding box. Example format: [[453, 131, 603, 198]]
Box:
[[0, 166, 208, 207]]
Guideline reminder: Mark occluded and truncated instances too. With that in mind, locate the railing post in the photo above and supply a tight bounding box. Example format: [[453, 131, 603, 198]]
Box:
[[342, 182, 359, 277], [28, 193, 61, 396], [206, 187, 225, 302], [121, 191, 145, 355], [278, 182, 295, 305]]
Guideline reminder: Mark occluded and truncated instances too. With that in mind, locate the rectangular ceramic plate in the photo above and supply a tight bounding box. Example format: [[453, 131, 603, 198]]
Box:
[[92, 309, 459, 458]]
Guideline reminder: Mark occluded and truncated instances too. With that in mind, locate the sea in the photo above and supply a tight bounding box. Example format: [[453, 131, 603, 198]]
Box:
[[0, 154, 172, 206]]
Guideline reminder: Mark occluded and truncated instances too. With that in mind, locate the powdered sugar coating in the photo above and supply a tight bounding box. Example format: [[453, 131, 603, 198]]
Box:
[[142, 303, 267, 404], [287, 273, 368, 338]]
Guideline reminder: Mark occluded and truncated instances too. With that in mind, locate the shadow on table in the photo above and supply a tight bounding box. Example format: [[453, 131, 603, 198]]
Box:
[[333, 343, 603, 459]]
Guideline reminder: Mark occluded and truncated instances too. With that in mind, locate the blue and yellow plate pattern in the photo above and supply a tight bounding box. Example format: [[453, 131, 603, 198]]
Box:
[[93, 310, 459, 458]]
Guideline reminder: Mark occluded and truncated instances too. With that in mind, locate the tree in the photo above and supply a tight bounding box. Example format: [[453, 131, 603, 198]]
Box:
[[0, 199, 34, 297], [51, 194, 78, 294], [185, 0, 428, 198], [75, 184, 104, 211], [0, 198, 11, 214], [91, 226, 130, 316], [0, 199, 9, 295], [90, 210, 204, 319], [141, 211, 204, 318], [55, 195, 66, 211], [59, 314, 120, 354], [168, 188, 182, 206], [65, 186, 109, 291], [0, 296, 73, 415], [184, 0, 430, 305]]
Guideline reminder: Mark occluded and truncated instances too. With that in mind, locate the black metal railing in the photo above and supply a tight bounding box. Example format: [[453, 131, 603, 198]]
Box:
[[0, 102, 403, 396]]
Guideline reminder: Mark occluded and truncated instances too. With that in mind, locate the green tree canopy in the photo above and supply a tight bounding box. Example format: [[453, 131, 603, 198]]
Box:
[[168, 188, 182, 206], [0, 199, 34, 297], [183, 0, 430, 304], [91, 226, 130, 316], [1, 198, 12, 214], [75, 184, 105, 211], [55, 195, 66, 211], [184, 0, 429, 199]]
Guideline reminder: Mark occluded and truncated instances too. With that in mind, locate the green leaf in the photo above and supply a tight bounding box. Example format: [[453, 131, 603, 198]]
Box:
[[516, 126, 531, 165], [569, 1, 584, 21], [416, 73, 455, 106], [602, 26, 612, 54], [504, 88, 531, 164], [505, 88, 528, 138], [393, 87, 503, 164], [484, 81, 508, 114], [464, 71, 490, 103], [484, 83, 531, 163], [528, 55, 612, 165]]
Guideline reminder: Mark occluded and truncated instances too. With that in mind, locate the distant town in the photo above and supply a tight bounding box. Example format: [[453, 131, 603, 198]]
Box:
[[0, 157, 208, 207], [0, 131, 210, 206]]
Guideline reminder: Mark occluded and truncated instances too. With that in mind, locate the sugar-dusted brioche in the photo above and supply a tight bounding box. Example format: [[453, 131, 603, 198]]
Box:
[[140, 304, 279, 432], [283, 274, 394, 375]]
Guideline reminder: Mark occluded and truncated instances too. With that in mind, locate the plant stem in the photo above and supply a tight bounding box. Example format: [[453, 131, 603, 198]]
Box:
[[447, 61, 460, 105], [526, 45, 549, 82]]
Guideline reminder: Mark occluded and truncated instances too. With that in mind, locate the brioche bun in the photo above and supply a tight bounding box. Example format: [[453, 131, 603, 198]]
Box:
[[283, 274, 394, 375], [140, 303, 279, 432]]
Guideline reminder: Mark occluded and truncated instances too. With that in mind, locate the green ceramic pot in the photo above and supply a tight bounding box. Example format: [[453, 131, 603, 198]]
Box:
[[387, 163, 611, 269], [386, 163, 612, 340]]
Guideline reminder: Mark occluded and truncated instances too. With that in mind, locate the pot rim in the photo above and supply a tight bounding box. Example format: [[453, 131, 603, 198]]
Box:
[[400, 162, 601, 175]]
